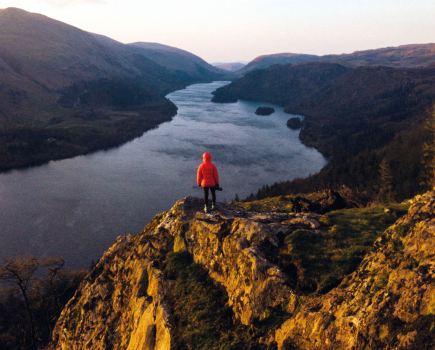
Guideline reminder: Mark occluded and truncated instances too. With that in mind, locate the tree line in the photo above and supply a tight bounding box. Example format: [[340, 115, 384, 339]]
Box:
[[246, 109, 435, 203]]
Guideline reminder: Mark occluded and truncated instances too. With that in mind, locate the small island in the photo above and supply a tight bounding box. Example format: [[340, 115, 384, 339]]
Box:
[[255, 107, 275, 116], [287, 117, 303, 129]]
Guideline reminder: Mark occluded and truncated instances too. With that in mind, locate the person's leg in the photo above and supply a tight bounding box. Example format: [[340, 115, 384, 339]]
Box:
[[211, 187, 216, 208], [203, 187, 209, 209]]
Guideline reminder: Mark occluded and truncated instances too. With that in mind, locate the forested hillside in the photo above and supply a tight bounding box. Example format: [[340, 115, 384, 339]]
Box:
[[213, 62, 435, 201]]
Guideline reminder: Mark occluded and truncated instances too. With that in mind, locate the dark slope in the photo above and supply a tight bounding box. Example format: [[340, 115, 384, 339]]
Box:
[[0, 8, 177, 117], [213, 62, 348, 105], [0, 8, 139, 90]]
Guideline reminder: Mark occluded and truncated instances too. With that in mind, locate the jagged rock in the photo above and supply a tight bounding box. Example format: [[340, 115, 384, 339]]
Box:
[[47, 197, 297, 349], [282, 217, 320, 229]]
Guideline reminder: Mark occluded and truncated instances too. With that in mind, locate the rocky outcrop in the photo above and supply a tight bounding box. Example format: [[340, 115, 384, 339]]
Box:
[[286, 117, 303, 129], [47, 197, 309, 349], [272, 191, 435, 349], [48, 193, 435, 349], [255, 107, 275, 116], [47, 230, 174, 350]]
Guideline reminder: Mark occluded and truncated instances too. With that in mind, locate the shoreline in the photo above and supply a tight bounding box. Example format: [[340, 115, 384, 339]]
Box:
[[0, 101, 178, 173]]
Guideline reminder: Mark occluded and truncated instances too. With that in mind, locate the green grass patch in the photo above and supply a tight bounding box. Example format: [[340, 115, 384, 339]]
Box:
[[233, 195, 296, 213], [279, 204, 409, 295], [165, 252, 240, 350], [165, 252, 284, 350]]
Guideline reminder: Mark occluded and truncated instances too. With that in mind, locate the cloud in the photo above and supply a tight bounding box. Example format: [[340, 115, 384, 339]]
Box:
[[39, 0, 104, 8]]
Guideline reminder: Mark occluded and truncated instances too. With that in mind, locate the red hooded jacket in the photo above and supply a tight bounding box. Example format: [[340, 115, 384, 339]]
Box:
[[197, 152, 219, 187]]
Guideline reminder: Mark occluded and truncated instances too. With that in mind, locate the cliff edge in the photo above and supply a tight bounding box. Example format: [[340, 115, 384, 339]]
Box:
[[47, 193, 435, 349]]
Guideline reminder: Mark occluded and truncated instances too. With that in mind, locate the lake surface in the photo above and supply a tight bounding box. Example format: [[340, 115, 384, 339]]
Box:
[[0, 82, 327, 269]]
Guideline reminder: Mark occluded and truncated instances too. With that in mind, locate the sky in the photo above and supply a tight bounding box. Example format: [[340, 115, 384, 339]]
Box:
[[1, 0, 434, 63]]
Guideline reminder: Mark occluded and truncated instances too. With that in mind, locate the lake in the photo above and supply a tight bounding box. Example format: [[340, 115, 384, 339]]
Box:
[[0, 82, 327, 269]]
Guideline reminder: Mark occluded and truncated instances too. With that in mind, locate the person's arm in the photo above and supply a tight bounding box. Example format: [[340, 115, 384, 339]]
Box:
[[197, 165, 203, 186], [213, 165, 219, 185]]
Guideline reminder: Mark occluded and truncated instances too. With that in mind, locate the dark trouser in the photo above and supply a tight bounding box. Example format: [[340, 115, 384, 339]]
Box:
[[203, 187, 216, 207]]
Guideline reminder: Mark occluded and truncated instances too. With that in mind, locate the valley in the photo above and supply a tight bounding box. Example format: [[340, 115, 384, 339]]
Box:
[[1, 5, 435, 350]]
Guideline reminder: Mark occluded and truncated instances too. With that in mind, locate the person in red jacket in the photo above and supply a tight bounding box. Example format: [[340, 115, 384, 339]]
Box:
[[197, 152, 219, 213]]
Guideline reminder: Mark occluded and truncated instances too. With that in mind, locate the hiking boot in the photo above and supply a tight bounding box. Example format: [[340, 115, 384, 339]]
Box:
[[211, 204, 216, 211], [204, 205, 209, 213]]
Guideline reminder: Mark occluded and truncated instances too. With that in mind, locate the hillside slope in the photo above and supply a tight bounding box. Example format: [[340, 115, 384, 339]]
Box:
[[235, 53, 319, 76], [0, 7, 227, 118], [126, 42, 229, 82], [213, 62, 435, 159], [237, 43, 435, 76], [0, 7, 227, 171], [47, 192, 435, 349]]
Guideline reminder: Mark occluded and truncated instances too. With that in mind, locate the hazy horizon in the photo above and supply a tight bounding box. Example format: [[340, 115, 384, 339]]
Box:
[[0, 0, 434, 63]]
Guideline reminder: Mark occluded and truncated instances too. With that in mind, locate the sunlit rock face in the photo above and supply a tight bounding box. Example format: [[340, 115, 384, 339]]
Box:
[[47, 193, 435, 349], [47, 197, 299, 349]]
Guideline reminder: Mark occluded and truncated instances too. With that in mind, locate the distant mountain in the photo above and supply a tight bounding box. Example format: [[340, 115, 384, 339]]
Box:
[[235, 53, 319, 76], [0, 7, 136, 118], [237, 44, 435, 76], [212, 62, 247, 72], [0, 7, 228, 170], [126, 42, 230, 81], [322, 43, 435, 68]]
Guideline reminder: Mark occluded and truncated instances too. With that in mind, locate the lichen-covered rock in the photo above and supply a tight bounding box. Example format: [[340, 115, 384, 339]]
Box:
[[272, 191, 435, 350], [47, 222, 174, 350]]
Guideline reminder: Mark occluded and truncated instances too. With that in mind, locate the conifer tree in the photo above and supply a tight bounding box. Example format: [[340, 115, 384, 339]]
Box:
[[421, 108, 435, 191], [379, 158, 394, 202]]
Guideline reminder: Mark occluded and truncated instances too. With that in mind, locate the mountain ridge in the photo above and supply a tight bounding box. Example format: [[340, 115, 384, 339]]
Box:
[[236, 43, 435, 76], [213, 62, 247, 72]]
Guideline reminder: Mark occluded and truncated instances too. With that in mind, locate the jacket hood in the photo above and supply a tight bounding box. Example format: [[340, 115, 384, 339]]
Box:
[[203, 152, 212, 163]]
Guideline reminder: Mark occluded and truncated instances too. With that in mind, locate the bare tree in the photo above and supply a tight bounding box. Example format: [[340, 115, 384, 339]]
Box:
[[41, 257, 65, 316], [0, 257, 39, 350]]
